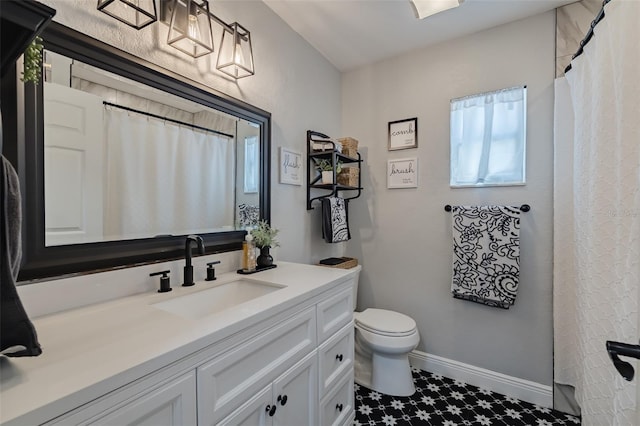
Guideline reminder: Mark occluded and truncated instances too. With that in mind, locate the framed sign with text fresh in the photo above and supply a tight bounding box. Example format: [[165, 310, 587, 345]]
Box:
[[387, 157, 418, 188], [388, 117, 418, 150], [279, 147, 303, 185]]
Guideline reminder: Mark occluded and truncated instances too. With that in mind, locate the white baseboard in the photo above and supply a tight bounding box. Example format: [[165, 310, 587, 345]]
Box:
[[409, 350, 553, 408]]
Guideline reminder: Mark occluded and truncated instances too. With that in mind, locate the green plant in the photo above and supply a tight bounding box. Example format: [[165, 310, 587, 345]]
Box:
[[250, 220, 280, 248], [315, 159, 342, 173], [21, 37, 44, 84]]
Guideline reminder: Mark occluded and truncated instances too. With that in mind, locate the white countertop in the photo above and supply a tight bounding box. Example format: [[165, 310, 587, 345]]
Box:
[[0, 262, 358, 425]]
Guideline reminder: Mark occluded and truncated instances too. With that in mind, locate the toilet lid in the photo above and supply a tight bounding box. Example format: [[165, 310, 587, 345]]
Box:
[[355, 308, 417, 337]]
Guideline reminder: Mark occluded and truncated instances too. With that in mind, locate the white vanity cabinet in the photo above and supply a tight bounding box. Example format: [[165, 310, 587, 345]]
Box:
[[3, 265, 358, 426]]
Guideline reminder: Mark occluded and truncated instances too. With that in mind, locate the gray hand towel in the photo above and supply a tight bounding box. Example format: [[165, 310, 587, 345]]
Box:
[[1, 155, 42, 356]]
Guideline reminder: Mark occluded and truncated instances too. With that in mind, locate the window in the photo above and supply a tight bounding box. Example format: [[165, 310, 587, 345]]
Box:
[[450, 86, 526, 187]]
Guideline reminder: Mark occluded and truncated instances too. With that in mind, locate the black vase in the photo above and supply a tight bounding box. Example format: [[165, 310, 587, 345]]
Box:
[[257, 246, 273, 267]]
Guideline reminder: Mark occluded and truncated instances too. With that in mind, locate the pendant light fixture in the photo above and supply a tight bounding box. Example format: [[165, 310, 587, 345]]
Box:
[[216, 22, 255, 79], [167, 0, 214, 58], [97, 0, 157, 30]]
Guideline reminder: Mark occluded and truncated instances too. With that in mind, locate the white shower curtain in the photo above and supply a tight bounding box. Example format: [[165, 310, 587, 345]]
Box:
[[554, 1, 640, 424], [104, 108, 235, 240]]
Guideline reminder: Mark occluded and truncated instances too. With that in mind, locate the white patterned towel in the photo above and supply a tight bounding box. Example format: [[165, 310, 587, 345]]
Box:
[[321, 197, 350, 243], [451, 206, 520, 309]]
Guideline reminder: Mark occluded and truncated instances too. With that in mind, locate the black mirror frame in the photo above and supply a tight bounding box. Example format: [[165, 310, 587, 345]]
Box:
[[9, 22, 271, 281]]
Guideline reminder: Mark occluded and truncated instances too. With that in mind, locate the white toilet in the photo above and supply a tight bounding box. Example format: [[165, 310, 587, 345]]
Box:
[[352, 267, 420, 397]]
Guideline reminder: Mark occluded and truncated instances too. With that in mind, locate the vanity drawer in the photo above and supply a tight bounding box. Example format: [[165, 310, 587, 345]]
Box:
[[318, 322, 354, 398], [197, 307, 316, 425], [317, 286, 353, 344], [319, 372, 354, 426]]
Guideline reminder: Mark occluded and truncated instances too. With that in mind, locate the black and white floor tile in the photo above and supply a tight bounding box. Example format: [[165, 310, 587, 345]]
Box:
[[354, 367, 581, 426]]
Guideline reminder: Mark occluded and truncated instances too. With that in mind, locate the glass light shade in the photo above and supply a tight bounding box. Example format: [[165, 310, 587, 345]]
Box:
[[217, 22, 254, 79], [167, 0, 214, 58], [97, 0, 157, 30]]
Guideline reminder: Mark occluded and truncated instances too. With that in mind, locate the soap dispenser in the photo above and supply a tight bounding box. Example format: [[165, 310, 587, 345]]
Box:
[[243, 232, 257, 272]]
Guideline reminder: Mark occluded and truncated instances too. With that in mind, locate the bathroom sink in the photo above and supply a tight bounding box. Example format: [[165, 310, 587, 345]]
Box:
[[151, 279, 284, 320]]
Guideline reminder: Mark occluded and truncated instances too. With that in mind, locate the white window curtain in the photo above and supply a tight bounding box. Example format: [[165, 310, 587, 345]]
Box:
[[103, 108, 235, 240], [450, 86, 526, 186]]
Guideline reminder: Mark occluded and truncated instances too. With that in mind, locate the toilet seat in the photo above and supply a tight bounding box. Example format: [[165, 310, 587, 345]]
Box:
[[355, 308, 417, 337]]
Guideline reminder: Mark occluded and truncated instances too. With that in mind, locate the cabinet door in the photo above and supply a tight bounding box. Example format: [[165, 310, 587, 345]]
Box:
[[217, 385, 273, 426], [273, 352, 318, 426], [88, 371, 196, 426]]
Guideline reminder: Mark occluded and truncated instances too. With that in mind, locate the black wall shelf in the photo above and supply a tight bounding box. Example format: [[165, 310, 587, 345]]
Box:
[[306, 130, 362, 210]]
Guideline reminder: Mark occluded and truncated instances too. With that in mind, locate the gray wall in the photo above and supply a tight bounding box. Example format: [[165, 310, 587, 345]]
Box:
[[41, 0, 346, 265], [342, 11, 556, 385]]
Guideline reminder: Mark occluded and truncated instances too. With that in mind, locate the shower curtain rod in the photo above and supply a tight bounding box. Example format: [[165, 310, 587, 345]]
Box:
[[444, 204, 530, 212], [103, 101, 234, 139], [564, 0, 612, 74]]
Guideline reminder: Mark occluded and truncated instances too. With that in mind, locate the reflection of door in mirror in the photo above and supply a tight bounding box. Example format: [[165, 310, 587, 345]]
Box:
[[42, 50, 259, 247]]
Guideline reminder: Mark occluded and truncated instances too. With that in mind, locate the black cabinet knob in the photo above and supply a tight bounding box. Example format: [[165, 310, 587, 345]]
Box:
[[336, 354, 343, 362], [277, 394, 288, 406], [265, 404, 277, 416], [336, 403, 343, 412]]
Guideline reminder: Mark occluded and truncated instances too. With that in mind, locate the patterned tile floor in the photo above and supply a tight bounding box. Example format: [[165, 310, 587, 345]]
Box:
[[354, 367, 581, 425]]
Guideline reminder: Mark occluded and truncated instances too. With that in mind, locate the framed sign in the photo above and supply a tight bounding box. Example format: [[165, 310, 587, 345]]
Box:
[[387, 157, 418, 188], [279, 147, 302, 185], [388, 117, 418, 150]]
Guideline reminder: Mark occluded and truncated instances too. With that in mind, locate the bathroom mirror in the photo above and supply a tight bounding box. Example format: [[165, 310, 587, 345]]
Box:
[[5, 22, 271, 281]]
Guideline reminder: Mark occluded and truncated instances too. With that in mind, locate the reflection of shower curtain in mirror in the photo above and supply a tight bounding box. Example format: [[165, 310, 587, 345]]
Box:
[[104, 108, 235, 240]]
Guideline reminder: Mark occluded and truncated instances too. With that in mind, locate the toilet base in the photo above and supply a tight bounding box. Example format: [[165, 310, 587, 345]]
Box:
[[371, 352, 415, 396], [354, 332, 416, 397]]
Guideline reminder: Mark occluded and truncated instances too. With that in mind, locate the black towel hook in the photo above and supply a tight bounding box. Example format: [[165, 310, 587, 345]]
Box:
[[444, 204, 530, 212]]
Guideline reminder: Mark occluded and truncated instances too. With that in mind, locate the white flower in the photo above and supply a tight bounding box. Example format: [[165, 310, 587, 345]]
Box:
[[432, 373, 444, 380], [390, 400, 405, 410], [475, 414, 491, 425], [505, 395, 519, 403], [453, 379, 466, 386], [368, 391, 382, 401], [565, 415, 581, 424], [427, 383, 440, 392], [381, 414, 397, 426], [443, 421, 458, 426], [450, 391, 465, 400], [446, 405, 462, 415], [358, 405, 373, 415], [536, 420, 553, 426], [535, 406, 551, 414], [415, 410, 431, 420], [505, 408, 522, 419], [478, 387, 493, 395], [354, 383, 360, 392], [421, 396, 436, 405], [477, 399, 492, 409]]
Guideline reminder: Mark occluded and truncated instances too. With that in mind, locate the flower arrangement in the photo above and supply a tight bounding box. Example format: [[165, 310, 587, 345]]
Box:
[[21, 37, 43, 84], [250, 220, 280, 248]]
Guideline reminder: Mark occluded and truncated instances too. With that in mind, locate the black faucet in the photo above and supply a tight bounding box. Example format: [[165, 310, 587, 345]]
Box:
[[183, 235, 204, 286]]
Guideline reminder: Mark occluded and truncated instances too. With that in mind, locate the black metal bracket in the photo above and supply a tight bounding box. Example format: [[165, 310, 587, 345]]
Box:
[[606, 340, 640, 381]]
